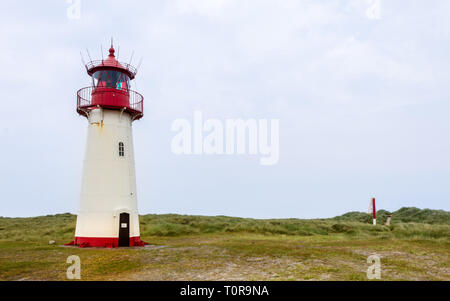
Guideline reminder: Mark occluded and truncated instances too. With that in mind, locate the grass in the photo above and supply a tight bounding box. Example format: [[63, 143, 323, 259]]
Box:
[[0, 208, 449, 281]]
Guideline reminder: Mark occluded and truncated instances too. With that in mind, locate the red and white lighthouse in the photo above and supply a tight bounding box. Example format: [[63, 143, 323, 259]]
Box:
[[67, 42, 147, 248]]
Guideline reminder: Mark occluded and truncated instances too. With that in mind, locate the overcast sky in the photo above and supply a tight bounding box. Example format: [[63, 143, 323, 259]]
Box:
[[1, 0, 449, 218]]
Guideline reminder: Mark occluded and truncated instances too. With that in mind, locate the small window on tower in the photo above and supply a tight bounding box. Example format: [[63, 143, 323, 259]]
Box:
[[119, 142, 125, 157]]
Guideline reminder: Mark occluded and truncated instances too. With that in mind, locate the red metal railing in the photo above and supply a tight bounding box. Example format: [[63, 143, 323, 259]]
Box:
[[85, 60, 138, 77], [77, 86, 144, 120]]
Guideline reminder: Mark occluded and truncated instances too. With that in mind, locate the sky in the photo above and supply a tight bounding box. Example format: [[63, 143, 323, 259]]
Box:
[[0, 0, 449, 218]]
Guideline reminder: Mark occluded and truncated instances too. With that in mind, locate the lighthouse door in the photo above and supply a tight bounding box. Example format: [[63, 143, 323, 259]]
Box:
[[119, 213, 130, 247]]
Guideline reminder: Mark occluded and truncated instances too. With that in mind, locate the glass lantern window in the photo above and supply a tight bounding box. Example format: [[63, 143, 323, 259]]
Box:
[[93, 71, 130, 91]]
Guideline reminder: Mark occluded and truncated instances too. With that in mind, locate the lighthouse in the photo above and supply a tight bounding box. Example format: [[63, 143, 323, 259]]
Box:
[[67, 42, 146, 248]]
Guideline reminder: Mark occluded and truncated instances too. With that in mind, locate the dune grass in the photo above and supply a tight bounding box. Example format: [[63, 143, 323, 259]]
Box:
[[1, 210, 449, 243], [0, 208, 448, 281]]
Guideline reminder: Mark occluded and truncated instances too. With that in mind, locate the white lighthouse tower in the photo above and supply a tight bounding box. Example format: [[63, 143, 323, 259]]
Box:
[[67, 43, 146, 248]]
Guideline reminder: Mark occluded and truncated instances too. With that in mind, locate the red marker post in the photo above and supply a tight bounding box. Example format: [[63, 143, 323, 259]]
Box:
[[372, 198, 376, 225]]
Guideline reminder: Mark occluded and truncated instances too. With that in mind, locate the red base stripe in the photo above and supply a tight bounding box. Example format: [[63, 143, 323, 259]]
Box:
[[65, 236, 148, 248]]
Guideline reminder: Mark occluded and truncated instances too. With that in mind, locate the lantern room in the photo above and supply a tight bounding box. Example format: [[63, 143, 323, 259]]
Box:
[[77, 45, 143, 121]]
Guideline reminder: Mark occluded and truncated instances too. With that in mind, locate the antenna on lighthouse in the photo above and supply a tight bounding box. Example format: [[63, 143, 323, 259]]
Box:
[[100, 44, 104, 61], [86, 48, 93, 63], [80, 51, 87, 71], [136, 57, 143, 74], [128, 50, 134, 66], [117, 46, 120, 60], [80, 51, 86, 65]]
